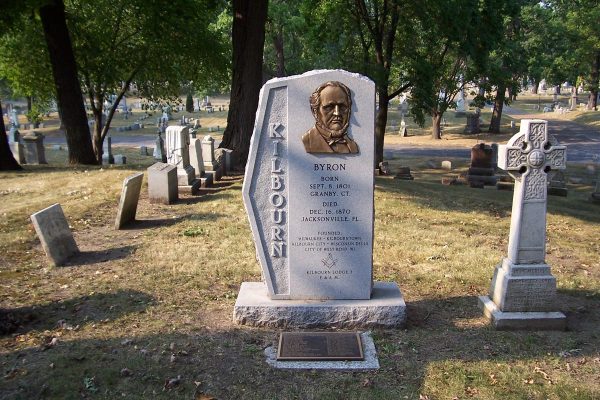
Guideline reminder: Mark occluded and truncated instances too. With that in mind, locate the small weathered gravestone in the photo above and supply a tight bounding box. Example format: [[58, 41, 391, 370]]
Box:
[[30, 204, 79, 266], [467, 143, 497, 187], [140, 146, 148, 156], [166, 125, 200, 193], [400, 119, 408, 137], [464, 113, 480, 134], [394, 166, 414, 180], [441, 160, 452, 170], [377, 161, 391, 176], [114, 154, 127, 165], [22, 132, 47, 164], [153, 132, 166, 162], [234, 69, 406, 329], [479, 119, 567, 329], [547, 170, 568, 197], [148, 162, 178, 204], [114, 172, 144, 229]]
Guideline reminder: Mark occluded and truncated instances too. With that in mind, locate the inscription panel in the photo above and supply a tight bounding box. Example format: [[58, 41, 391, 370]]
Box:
[[244, 70, 375, 300], [277, 332, 364, 361]]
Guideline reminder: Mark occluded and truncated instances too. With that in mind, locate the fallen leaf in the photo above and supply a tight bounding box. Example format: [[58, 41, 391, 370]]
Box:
[[361, 378, 373, 387], [120, 368, 132, 377], [195, 393, 217, 400], [164, 375, 182, 390], [534, 366, 553, 384], [489, 373, 497, 385]]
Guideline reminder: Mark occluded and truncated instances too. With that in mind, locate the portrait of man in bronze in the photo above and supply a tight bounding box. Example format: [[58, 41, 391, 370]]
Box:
[[302, 81, 359, 154]]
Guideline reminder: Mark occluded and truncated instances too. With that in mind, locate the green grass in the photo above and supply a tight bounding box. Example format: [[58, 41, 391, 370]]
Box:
[[1, 153, 599, 399]]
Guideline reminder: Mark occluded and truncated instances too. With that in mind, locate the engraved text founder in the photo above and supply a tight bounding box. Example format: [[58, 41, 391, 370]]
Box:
[[302, 81, 359, 154]]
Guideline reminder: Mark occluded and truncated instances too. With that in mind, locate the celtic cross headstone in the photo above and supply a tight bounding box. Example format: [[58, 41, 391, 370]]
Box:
[[479, 119, 567, 330]]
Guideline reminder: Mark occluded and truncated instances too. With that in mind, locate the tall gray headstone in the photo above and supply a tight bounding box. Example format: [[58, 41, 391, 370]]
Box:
[[189, 138, 205, 178], [30, 204, 79, 266], [234, 69, 406, 328], [166, 125, 195, 185], [202, 135, 222, 181], [102, 136, 114, 165], [114, 172, 144, 229], [479, 119, 567, 330]]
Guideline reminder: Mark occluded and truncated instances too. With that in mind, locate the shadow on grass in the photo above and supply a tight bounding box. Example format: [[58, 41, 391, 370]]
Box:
[[375, 176, 600, 224], [60, 245, 137, 267], [183, 192, 235, 204], [0, 289, 155, 336], [1, 291, 598, 400]]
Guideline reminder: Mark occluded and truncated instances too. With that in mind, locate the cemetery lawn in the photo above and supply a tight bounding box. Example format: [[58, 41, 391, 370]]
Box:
[[1, 155, 599, 399]]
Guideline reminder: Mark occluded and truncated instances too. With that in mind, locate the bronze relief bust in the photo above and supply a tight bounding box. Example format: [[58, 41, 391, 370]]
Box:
[[302, 81, 359, 154]]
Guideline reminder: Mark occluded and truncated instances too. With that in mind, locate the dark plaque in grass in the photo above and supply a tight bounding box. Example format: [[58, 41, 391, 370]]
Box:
[[277, 332, 363, 361]]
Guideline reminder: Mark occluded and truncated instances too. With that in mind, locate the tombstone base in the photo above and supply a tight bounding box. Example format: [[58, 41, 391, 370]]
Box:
[[478, 296, 566, 330], [178, 178, 201, 195], [177, 165, 196, 186], [233, 281, 406, 329], [199, 174, 213, 188]]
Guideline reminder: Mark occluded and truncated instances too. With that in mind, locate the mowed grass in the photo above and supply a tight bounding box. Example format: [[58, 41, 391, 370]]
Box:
[[0, 152, 599, 399]]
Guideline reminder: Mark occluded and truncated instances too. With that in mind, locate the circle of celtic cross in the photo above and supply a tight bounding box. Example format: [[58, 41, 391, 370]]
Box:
[[527, 149, 545, 168]]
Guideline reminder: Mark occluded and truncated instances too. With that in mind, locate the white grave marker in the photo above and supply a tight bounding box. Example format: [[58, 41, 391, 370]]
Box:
[[479, 119, 567, 329]]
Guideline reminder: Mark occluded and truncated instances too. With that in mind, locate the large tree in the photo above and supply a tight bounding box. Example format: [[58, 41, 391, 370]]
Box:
[[219, 0, 268, 168], [556, 0, 600, 110], [68, 0, 227, 163], [408, 0, 506, 138], [39, 0, 96, 164]]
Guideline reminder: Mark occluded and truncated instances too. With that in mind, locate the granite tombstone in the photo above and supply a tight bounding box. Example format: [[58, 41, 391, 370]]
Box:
[[234, 69, 405, 328]]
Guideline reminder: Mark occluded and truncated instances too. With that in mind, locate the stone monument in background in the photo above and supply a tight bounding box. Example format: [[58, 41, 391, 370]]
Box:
[[479, 119, 567, 330], [234, 70, 406, 328]]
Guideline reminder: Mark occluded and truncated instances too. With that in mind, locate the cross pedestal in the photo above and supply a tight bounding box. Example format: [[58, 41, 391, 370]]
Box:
[[479, 120, 567, 330]]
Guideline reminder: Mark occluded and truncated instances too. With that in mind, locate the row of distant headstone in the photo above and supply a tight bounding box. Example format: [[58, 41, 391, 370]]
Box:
[[29, 125, 233, 267], [434, 141, 600, 202], [148, 125, 230, 203]]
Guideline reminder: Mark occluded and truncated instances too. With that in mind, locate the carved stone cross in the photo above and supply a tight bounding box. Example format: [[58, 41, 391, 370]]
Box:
[[497, 119, 566, 264], [479, 119, 567, 330]]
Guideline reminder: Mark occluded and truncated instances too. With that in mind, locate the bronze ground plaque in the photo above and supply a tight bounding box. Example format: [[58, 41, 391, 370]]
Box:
[[277, 332, 364, 361]]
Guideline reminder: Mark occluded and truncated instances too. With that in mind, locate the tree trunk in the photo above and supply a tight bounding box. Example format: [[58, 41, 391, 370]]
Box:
[[39, 0, 96, 165], [219, 0, 268, 168], [555, 85, 561, 95], [489, 83, 506, 133], [587, 51, 600, 111], [27, 97, 32, 112], [431, 112, 442, 140], [0, 99, 23, 171], [375, 88, 389, 166], [531, 77, 539, 94], [92, 108, 104, 163]]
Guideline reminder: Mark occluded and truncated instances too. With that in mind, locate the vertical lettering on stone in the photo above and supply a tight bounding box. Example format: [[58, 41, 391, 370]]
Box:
[[245, 86, 289, 295]]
